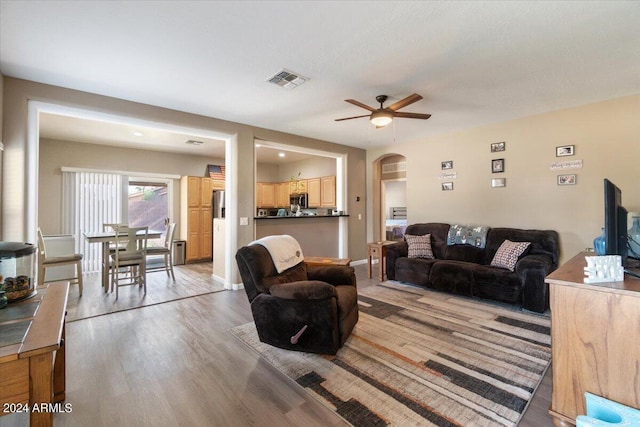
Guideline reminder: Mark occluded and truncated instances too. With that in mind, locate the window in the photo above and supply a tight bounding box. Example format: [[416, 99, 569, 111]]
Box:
[[128, 181, 169, 247]]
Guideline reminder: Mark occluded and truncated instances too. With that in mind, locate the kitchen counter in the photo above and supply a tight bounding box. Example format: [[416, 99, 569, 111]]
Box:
[[255, 215, 349, 257], [254, 214, 349, 219]]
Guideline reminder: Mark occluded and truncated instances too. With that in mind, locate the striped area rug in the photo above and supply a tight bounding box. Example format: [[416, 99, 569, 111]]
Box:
[[230, 281, 551, 426]]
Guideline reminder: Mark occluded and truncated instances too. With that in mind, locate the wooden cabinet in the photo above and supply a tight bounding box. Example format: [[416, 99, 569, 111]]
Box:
[[276, 182, 290, 208], [546, 252, 640, 427], [180, 176, 213, 263], [307, 178, 321, 207], [289, 179, 307, 194], [256, 182, 276, 208], [320, 175, 336, 207]]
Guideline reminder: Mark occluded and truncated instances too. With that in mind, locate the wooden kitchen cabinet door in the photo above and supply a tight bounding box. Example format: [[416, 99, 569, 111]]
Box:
[[321, 176, 336, 207], [276, 182, 290, 207], [200, 177, 214, 206], [307, 178, 321, 207], [200, 207, 213, 258]]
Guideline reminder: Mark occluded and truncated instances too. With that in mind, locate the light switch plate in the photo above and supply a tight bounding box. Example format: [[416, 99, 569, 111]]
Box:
[[240, 217, 249, 226]]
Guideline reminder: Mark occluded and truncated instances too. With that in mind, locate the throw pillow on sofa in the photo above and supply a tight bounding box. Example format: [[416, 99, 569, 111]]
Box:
[[405, 234, 434, 259], [490, 240, 531, 271]]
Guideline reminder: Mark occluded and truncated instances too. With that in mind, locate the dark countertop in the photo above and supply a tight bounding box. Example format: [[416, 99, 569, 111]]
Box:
[[254, 214, 349, 220]]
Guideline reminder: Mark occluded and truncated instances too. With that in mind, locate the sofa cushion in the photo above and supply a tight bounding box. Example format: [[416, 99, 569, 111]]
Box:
[[472, 265, 523, 304], [429, 260, 475, 296], [405, 234, 435, 259], [490, 240, 531, 271]]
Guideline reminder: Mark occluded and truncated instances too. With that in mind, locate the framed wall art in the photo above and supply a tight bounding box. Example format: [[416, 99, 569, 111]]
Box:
[[556, 145, 575, 157], [557, 174, 576, 185], [491, 178, 506, 188], [441, 160, 453, 170], [491, 142, 506, 152], [491, 158, 504, 173], [442, 182, 453, 191]]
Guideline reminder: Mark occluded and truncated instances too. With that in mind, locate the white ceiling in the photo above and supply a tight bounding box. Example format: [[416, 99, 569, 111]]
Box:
[[2, 1, 639, 151]]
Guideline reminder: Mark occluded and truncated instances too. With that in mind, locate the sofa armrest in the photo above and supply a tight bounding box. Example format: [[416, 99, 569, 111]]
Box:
[[515, 254, 555, 312], [306, 265, 356, 287], [385, 242, 408, 280], [269, 280, 337, 300]]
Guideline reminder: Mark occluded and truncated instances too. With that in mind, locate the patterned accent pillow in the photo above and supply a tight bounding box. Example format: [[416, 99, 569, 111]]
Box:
[[405, 234, 434, 259], [490, 240, 531, 271]]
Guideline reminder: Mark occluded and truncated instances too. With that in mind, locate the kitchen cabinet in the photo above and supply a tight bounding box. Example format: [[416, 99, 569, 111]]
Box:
[[307, 178, 321, 207], [290, 179, 307, 194], [256, 182, 276, 208], [321, 176, 336, 207], [276, 182, 290, 207], [180, 176, 213, 262]]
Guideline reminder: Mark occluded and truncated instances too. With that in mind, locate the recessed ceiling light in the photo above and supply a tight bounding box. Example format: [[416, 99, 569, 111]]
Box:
[[255, 143, 262, 147], [133, 131, 144, 137], [278, 152, 286, 157]]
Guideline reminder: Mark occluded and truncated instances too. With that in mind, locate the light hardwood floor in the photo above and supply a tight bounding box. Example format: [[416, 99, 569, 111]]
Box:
[[1, 262, 554, 426]]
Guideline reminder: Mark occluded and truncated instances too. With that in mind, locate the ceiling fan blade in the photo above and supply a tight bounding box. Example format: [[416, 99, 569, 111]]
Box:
[[334, 114, 371, 122], [345, 99, 376, 112], [393, 112, 432, 120], [387, 93, 423, 111]]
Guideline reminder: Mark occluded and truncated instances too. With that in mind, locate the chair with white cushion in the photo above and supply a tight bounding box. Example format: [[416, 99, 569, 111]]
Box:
[[145, 222, 176, 280], [109, 225, 148, 299], [37, 227, 84, 296]]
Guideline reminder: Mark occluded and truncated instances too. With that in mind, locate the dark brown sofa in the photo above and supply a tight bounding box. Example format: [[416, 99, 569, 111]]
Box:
[[385, 223, 559, 313]]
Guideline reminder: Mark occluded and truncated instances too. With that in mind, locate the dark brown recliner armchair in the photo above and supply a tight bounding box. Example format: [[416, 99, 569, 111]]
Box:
[[235, 244, 359, 355]]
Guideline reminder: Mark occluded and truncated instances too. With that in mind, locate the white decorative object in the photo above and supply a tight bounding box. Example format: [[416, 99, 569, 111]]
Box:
[[550, 159, 583, 170], [584, 255, 624, 283], [439, 171, 458, 180]]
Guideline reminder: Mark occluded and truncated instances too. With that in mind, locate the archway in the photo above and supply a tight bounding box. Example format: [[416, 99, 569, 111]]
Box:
[[372, 154, 407, 242]]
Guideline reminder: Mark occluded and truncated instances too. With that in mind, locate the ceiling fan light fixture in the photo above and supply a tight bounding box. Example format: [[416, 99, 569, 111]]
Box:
[[370, 111, 393, 127]]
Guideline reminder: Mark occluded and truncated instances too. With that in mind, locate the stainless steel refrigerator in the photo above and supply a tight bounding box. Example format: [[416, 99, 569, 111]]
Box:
[[212, 190, 225, 218]]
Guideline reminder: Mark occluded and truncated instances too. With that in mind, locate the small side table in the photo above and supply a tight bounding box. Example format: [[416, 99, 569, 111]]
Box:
[[367, 241, 396, 281]]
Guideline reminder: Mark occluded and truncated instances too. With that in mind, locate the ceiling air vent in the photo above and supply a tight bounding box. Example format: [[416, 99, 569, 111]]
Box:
[[266, 68, 308, 89], [382, 162, 407, 174]]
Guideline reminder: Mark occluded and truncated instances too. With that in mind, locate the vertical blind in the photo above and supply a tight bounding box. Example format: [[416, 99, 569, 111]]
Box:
[[62, 171, 124, 273]]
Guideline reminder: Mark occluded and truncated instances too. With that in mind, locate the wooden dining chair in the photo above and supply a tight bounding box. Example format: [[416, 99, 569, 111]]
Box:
[[109, 225, 148, 299], [146, 222, 176, 280], [37, 227, 84, 296]]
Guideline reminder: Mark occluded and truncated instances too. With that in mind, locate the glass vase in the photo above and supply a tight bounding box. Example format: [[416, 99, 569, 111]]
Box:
[[593, 228, 606, 256], [629, 216, 640, 258]]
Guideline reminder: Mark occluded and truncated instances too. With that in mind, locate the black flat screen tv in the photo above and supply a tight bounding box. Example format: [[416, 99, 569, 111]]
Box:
[[603, 178, 628, 264]]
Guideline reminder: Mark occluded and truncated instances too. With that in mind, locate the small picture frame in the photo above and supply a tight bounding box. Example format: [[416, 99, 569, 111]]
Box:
[[491, 158, 504, 173], [442, 182, 453, 191], [441, 160, 453, 170], [491, 178, 506, 188], [557, 174, 576, 185], [556, 145, 575, 157], [491, 142, 506, 152]]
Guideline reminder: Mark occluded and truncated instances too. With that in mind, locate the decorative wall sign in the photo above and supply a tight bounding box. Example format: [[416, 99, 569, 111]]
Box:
[[492, 178, 506, 188], [550, 159, 583, 170], [557, 174, 577, 185], [442, 182, 454, 191], [439, 171, 458, 180], [491, 158, 505, 173], [491, 142, 506, 152], [556, 145, 575, 157], [441, 160, 453, 170]]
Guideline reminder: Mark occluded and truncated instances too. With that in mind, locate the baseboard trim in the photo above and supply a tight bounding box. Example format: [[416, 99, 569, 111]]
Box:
[[349, 258, 369, 266]]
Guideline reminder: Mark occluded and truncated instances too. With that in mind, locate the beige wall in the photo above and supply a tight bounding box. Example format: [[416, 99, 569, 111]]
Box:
[[367, 95, 640, 264], [1, 77, 368, 283], [277, 156, 336, 182], [38, 138, 224, 235]]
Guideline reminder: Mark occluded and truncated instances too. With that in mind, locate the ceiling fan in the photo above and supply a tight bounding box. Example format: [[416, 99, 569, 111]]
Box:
[[335, 93, 431, 127]]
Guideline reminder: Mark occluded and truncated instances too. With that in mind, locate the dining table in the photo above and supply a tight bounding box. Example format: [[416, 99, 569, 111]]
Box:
[[83, 229, 163, 291]]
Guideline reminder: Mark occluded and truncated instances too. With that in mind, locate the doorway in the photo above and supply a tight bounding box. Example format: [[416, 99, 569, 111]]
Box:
[[373, 154, 407, 242]]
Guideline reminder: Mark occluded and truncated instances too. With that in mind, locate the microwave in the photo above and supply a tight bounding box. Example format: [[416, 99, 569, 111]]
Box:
[[290, 193, 308, 209]]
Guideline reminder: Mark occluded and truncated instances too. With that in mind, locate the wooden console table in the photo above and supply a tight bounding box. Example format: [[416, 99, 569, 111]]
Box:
[[305, 256, 351, 267], [0, 282, 68, 427], [545, 252, 640, 426]]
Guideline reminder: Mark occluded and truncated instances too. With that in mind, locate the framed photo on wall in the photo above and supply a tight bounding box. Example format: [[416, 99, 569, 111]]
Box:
[[491, 178, 506, 188], [556, 145, 575, 157], [491, 158, 504, 173], [557, 174, 576, 185], [442, 182, 453, 191], [441, 160, 453, 170], [491, 142, 506, 152]]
